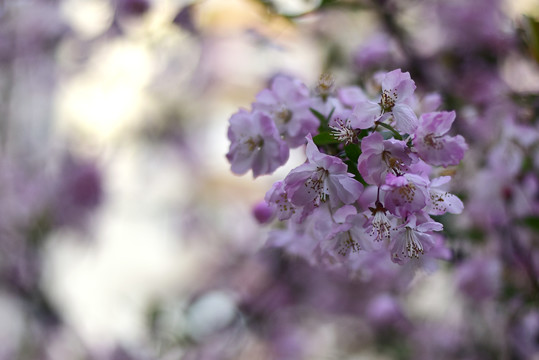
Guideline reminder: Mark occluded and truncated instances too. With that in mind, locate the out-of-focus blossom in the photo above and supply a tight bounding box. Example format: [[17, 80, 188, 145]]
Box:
[[252, 200, 275, 224], [53, 155, 103, 228], [173, 4, 198, 35], [226, 109, 289, 178], [434, 0, 514, 52], [353, 34, 395, 72], [413, 111, 467, 167], [114, 0, 150, 18], [337, 86, 368, 108], [366, 294, 409, 331], [265, 180, 296, 221], [455, 255, 501, 302], [253, 75, 319, 147], [510, 310, 539, 359]]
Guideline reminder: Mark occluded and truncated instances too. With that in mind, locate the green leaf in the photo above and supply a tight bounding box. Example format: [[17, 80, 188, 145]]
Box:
[[326, 107, 335, 122], [313, 132, 339, 145], [521, 155, 534, 173], [357, 129, 370, 140], [344, 143, 361, 162], [521, 216, 539, 232], [27, 211, 53, 247], [468, 227, 485, 242], [310, 108, 328, 124], [345, 160, 366, 185], [311, 107, 336, 133], [344, 144, 366, 186], [320, 0, 338, 6]]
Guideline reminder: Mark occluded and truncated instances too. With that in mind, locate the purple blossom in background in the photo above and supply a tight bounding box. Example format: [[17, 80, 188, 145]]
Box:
[[252, 75, 319, 147], [226, 109, 289, 177], [252, 200, 275, 224], [265, 180, 296, 221], [455, 254, 501, 302], [53, 155, 103, 228], [114, 0, 150, 17], [366, 294, 409, 331], [413, 111, 468, 167], [353, 33, 395, 72], [435, 0, 514, 52]]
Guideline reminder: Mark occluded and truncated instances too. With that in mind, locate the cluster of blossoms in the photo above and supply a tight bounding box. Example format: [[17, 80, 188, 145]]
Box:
[[227, 69, 467, 271]]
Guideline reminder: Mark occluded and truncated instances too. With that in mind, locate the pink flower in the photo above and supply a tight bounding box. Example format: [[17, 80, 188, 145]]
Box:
[[265, 181, 296, 221], [253, 75, 319, 147], [368, 201, 395, 243], [382, 173, 429, 218], [284, 135, 363, 215], [351, 69, 418, 133], [347, 102, 381, 129], [413, 111, 468, 167], [337, 86, 368, 108], [426, 176, 464, 215], [379, 69, 419, 133], [266, 205, 334, 264], [357, 132, 414, 186], [320, 205, 376, 258], [390, 214, 443, 264], [226, 109, 289, 177]]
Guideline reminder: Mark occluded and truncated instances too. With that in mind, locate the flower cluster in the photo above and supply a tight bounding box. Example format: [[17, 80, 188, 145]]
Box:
[[226, 75, 319, 177], [227, 69, 467, 271]]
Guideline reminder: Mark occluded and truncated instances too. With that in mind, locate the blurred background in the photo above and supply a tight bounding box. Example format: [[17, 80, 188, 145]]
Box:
[[0, 0, 538, 359]]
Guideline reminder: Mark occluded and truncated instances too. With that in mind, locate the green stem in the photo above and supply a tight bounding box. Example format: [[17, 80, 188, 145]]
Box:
[[377, 122, 403, 140]]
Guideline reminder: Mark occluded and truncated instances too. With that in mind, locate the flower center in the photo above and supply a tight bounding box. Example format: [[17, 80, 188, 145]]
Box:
[[245, 136, 264, 152], [380, 89, 398, 113], [404, 227, 424, 259], [372, 210, 391, 242], [275, 105, 292, 125], [424, 133, 443, 149], [305, 167, 330, 202], [430, 191, 449, 213], [369, 201, 391, 242], [338, 231, 361, 256], [382, 151, 404, 175], [398, 183, 416, 204], [274, 191, 295, 216], [330, 118, 356, 144], [316, 72, 335, 97]]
